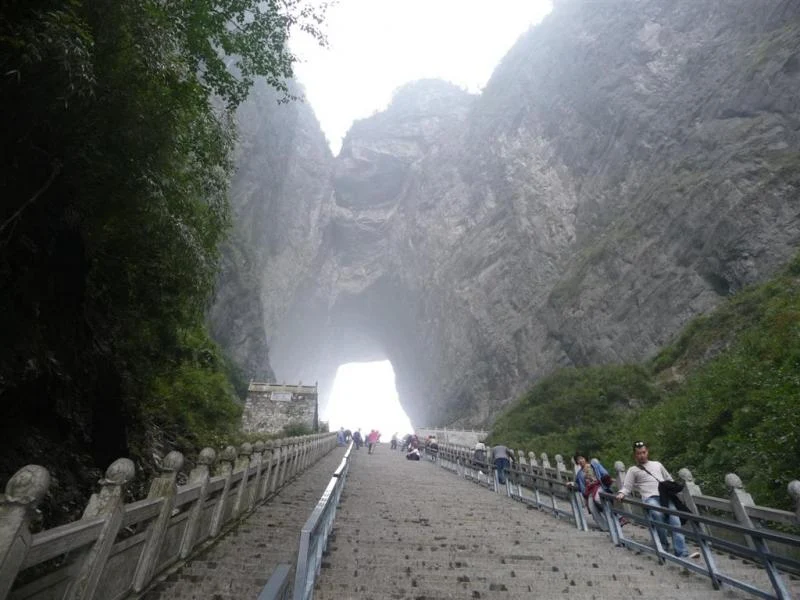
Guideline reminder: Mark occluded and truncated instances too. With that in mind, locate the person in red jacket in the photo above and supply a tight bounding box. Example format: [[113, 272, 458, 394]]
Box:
[[367, 429, 381, 454]]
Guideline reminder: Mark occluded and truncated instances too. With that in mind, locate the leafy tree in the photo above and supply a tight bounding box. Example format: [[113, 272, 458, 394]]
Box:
[[0, 0, 326, 523]]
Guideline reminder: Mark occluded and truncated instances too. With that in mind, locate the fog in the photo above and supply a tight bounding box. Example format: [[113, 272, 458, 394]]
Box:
[[322, 361, 414, 438], [293, 0, 553, 153]]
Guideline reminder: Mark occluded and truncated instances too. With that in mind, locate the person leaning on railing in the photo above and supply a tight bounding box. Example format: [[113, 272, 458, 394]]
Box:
[[568, 453, 626, 531], [614, 441, 699, 559]]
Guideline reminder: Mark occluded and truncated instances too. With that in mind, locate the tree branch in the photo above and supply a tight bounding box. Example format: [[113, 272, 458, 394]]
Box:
[[0, 161, 62, 236]]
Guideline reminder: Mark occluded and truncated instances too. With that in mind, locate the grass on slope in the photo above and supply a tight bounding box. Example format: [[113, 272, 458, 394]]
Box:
[[489, 254, 800, 509]]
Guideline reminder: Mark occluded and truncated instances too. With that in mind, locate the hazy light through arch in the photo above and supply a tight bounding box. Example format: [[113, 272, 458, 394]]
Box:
[[322, 361, 414, 439], [292, 0, 554, 153]]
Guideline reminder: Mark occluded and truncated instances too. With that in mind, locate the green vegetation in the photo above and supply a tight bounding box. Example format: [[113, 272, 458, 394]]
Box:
[[0, 0, 325, 522], [490, 255, 800, 509]]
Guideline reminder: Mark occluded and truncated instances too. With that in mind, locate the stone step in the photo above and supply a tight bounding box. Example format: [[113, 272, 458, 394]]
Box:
[[311, 452, 752, 600]]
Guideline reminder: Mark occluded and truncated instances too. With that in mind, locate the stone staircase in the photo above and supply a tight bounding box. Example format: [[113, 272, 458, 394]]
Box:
[[139, 446, 348, 600], [313, 447, 757, 600]]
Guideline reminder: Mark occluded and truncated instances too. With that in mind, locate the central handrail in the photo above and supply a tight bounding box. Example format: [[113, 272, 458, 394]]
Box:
[[291, 441, 353, 600]]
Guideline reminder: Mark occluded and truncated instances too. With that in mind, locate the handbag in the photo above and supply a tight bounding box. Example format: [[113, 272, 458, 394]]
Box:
[[658, 480, 685, 496], [639, 466, 689, 522]]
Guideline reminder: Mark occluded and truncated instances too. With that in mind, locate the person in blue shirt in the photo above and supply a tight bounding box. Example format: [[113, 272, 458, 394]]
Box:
[[571, 452, 620, 530]]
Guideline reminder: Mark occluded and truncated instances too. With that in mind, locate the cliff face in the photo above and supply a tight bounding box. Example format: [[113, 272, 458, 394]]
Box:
[[209, 79, 334, 381], [212, 0, 800, 426]]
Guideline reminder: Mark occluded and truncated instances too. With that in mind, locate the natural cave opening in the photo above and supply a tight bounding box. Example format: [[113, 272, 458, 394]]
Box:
[[322, 360, 414, 438]]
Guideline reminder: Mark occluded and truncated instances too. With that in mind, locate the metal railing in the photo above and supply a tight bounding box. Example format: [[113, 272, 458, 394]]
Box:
[[430, 443, 588, 530], [600, 492, 798, 600], [429, 442, 800, 600], [290, 441, 353, 600]]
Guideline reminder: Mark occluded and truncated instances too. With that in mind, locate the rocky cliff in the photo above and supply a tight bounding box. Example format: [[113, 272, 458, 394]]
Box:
[[212, 0, 800, 427]]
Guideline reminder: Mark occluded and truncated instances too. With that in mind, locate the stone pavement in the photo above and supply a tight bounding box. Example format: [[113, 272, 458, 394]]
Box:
[[313, 447, 754, 600], [139, 445, 348, 600]]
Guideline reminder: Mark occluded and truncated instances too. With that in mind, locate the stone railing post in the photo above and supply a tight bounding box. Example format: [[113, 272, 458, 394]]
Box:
[[209, 446, 236, 537], [270, 441, 283, 494], [232, 443, 253, 518], [259, 442, 274, 501], [66, 458, 135, 600], [517, 450, 527, 472], [298, 437, 308, 472], [248, 442, 265, 511], [540, 453, 551, 471], [283, 440, 295, 481], [726, 473, 756, 529], [302, 436, 312, 470], [289, 439, 300, 477], [528, 452, 538, 469], [179, 448, 215, 559], [133, 451, 184, 592], [298, 437, 308, 473], [277, 440, 290, 487], [0, 465, 50, 600], [555, 454, 568, 482], [789, 480, 800, 524], [677, 468, 702, 514], [615, 461, 626, 491]]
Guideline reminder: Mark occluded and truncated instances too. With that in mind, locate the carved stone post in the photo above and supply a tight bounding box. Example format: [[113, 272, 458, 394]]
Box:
[[528, 451, 538, 469], [301, 436, 311, 471], [288, 440, 299, 478], [555, 454, 568, 482], [277, 440, 290, 487], [179, 448, 215, 559], [517, 450, 527, 471], [295, 437, 305, 474], [259, 442, 274, 501], [789, 480, 800, 523], [614, 461, 627, 491], [726, 473, 756, 529], [294, 437, 303, 474], [133, 451, 184, 592], [232, 443, 253, 518], [269, 442, 283, 494], [210, 446, 236, 537], [248, 442, 265, 511], [66, 458, 135, 600], [0, 465, 50, 600], [677, 468, 702, 513], [540, 453, 551, 471]]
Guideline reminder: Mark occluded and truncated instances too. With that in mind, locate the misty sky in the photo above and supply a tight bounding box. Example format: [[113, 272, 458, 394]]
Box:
[[292, 0, 553, 154]]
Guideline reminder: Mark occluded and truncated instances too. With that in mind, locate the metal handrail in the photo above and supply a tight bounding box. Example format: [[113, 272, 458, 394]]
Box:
[[600, 491, 799, 600], [291, 442, 353, 600], [429, 442, 799, 600], [428, 444, 588, 529]]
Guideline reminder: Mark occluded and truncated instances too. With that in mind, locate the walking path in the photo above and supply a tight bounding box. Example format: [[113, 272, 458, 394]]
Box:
[[313, 446, 753, 600], [140, 446, 348, 600]]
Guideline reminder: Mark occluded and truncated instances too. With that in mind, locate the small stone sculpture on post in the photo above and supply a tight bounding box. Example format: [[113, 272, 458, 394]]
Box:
[[0, 465, 50, 600], [133, 450, 184, 592], [65, 458, 135, 600]]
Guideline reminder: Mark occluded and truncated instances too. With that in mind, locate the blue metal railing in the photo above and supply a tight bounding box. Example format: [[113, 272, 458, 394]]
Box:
[[291, 442, 352, 600]]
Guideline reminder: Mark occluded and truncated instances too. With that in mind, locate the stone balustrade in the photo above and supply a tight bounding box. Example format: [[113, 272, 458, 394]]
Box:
[[435, 441, 800, 529], [0, 432, 338, 600]]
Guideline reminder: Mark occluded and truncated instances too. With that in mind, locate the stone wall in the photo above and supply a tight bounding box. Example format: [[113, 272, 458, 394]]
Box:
[[242, 383, 318, 434], [416, 428, 488, 447]]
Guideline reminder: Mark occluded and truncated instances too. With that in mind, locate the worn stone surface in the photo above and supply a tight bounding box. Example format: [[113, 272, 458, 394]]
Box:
[[139, 446, 346, 600], [313, 449, 791, 599], [211, 1, 800, 427]]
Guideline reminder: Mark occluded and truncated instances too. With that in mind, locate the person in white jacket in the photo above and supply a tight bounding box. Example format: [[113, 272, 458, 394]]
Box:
[[615, 441, 696, 558]]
